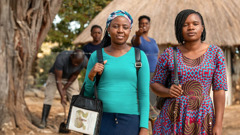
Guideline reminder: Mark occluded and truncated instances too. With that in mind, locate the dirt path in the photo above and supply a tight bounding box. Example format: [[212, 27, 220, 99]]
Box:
[[24, 89, 240, 135], [24, 89, 80, 135], [222, 105, 240, 135]]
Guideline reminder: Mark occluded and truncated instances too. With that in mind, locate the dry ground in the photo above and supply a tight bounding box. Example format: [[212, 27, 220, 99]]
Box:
[[22, 88, 240, 135], [24, 89, 80, 135]]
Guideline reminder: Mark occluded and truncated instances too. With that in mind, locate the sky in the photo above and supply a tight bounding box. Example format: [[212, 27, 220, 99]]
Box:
[[53, 15, 81, 32]]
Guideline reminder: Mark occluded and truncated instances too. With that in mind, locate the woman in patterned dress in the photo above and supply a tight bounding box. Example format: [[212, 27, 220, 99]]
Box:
[[150, 9, 227, 135]]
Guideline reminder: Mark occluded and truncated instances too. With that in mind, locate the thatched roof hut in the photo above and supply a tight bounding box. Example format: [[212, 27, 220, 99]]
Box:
[[73, 0, 240, 47]]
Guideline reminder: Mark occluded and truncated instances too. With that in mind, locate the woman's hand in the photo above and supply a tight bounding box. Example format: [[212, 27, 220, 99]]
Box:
[[139, 128, 148, 135], [135, 27, 144, 37], [168, 84, 183, 98], [88, 60, 107, 81], [213, 124, 222, 135]]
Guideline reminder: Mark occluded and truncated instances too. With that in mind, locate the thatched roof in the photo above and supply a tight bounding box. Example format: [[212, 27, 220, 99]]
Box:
[[73, 0, 240, 46]]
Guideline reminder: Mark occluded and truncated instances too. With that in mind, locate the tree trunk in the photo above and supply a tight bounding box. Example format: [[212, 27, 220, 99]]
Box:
[[0, 0, 62, 134]]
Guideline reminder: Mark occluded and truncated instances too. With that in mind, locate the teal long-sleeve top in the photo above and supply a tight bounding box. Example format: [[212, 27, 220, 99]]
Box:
[[83, 47, 150, 129]]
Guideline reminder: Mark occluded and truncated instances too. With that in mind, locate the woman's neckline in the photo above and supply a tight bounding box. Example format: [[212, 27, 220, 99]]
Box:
[[103, 46, 133, 58], [141, 36, 151, 43], [177, 44, 211, 60]]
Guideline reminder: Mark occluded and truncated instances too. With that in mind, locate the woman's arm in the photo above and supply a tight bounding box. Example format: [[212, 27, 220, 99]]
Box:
[[212, 47, 228, 135], [88, 61, 106, 81], [83, 50, 107, 97], [150, 83, 169, 97], [150, 83, 182, 98], [150, 47, 183, 98], [132, 27, 144, 47], [131, 34, 141, 46], [137, 51, 150, 130], [213, 90, 225, 135], [83, 51, 98, 97]]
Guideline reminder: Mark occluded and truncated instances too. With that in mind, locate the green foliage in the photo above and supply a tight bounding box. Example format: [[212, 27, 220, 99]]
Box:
[[36, 53, 58, 85], [78, 68, 86, 87], [35, 0, 111, 86], [45, 0, 112, 52]]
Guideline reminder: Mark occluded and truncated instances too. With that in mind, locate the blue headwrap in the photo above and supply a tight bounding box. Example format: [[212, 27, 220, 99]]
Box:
[[106, 10, 133, 29]]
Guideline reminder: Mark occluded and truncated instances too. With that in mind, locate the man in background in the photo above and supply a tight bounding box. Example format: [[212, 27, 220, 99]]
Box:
[[83, 25, 102, 59], [39, 49, 88, 129]]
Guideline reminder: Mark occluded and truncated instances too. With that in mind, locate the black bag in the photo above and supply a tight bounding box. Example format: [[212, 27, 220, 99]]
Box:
[[66, 50, 104, 135], [156, 47, 179, 110], [66, 83, 103, 135]]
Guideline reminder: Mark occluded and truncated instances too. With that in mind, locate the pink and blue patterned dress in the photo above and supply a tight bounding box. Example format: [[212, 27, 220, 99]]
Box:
[[151, 45, 228, 135]]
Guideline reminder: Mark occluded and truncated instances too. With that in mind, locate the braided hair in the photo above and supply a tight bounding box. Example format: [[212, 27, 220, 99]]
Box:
[[100, 28, 111, 48], [175, 9, 206, 45]]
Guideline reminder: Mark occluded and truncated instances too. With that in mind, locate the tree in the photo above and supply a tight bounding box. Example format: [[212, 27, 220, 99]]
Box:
[[45, 0, 112, 52], [0, 0, 62, 134], [35, 0, 111, 87]]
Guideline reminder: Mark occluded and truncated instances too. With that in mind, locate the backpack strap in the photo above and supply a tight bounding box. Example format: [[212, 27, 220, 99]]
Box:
[[97, 49, 103, 64], [173, 47, 179, 85], [94, 49, 103, 98], [96, 49, 103, 86], [134, 47, 142, 113], [134, 48, 142, 75]]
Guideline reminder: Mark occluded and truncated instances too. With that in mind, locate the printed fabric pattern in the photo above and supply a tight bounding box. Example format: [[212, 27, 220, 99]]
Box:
[[151, 45, 227, 135], [106, 10, 133, 29]]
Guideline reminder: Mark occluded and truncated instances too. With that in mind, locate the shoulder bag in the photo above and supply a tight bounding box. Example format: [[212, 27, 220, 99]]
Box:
[[156, 47, 179, 110], [66, 50, 103, 135]]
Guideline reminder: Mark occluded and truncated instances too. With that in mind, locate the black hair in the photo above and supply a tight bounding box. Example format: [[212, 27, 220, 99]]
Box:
[[91, 25, 102, 32], [138, 15, 151, 22], [71, 49, 85, 60], [100, 28, 111, 48], [175, 9, 206, 45]]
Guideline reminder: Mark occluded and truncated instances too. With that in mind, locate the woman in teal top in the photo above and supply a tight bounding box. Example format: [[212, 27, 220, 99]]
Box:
[[83, 10, 150, 135]]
